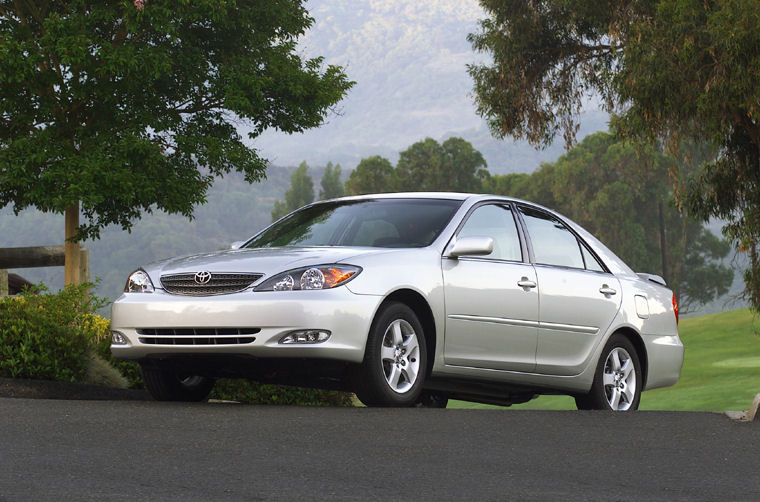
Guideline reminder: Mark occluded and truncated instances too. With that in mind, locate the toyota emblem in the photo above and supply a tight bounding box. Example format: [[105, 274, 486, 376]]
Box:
[[194, 271, 212, 285]]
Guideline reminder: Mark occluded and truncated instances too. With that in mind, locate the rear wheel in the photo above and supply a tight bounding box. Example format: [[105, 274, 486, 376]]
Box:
[[353, 302, 427, 407], [575, 334, 642, 411], [141, 364, 215, 402]]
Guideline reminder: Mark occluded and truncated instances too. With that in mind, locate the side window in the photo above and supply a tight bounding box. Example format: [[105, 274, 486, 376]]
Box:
[[581, 245, 605, 272], [519, 207, 584, 269], [457, 204, 522, 261]]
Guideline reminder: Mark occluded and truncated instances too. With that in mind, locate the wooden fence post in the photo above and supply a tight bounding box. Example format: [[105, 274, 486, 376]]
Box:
[[0, 269, 7, 297]]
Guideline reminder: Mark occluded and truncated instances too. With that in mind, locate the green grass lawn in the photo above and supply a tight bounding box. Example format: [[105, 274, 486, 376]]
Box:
[[448, 309, 760, 412]]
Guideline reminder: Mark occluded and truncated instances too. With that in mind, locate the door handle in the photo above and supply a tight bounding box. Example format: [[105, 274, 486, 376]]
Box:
[[517, 277, 537, 289], [599, 285, 617, 296]]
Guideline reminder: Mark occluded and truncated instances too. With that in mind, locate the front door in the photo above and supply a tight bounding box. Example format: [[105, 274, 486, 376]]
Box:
[[443, 204, 539, 372]]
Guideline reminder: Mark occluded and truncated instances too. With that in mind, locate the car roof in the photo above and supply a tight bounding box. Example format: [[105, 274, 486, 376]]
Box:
[[330, 192, 551, 211], [331, 192, 540, 204], [333, 192, 473, 201]]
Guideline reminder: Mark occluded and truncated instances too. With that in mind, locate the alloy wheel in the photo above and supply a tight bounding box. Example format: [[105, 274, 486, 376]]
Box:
[[602, 347, 637, 411], [380, 319, 420, 393]]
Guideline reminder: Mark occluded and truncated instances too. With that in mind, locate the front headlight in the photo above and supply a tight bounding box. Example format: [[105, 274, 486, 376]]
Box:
[[125, 269, 155, 293], [254, 265, 361, 292]]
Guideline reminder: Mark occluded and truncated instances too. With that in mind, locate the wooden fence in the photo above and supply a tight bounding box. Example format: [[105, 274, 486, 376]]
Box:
[[0, 246, 89, 296]]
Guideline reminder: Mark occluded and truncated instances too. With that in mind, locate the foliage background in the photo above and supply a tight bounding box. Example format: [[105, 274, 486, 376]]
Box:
[[1, 145, 746, 316], [466, 0, 760, 312]]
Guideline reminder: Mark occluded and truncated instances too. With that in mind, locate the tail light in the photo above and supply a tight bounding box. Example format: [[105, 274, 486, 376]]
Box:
[[672, 293, 679, 325]]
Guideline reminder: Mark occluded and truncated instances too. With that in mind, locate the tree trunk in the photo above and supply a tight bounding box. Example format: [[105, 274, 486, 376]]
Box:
[[64, 202, 81, 286], [658, 201, 668, 285], [0, 269, 7, 297]]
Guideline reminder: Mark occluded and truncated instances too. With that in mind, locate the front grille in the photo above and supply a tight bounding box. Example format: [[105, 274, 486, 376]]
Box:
[[160, 273, 262, 296], [137, 328, 260, 345]]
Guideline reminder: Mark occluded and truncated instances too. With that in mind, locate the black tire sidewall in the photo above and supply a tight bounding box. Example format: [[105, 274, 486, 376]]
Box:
[[578, 334, 642, 411], [355, 302, 427, 407]]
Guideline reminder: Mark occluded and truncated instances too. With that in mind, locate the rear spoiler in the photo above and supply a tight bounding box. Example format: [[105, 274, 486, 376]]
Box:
[[637, 273, 667, 287]]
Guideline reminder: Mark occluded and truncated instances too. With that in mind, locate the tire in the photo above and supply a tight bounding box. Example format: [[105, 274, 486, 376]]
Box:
[[575, 334, 642, 411], [414, 390, 448, 408], [140, 364, 215, 402], [353, 302, 427, 407]]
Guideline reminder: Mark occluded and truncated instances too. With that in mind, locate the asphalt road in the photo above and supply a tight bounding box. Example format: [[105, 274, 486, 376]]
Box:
[[0, 398, 758, 501]]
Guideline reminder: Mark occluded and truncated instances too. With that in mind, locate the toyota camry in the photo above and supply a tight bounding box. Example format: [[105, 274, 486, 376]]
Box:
[[111, 193, 684, 410]]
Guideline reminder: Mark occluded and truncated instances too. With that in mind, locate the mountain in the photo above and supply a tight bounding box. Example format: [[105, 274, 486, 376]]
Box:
[[253, 0, 609, 174]]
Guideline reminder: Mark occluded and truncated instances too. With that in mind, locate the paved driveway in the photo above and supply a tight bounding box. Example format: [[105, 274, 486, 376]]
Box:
[[0, 398, 758, 501]]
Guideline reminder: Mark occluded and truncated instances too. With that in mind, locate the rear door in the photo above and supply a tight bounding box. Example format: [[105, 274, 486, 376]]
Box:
[[442, 203, 539, 372], [518, 206, 622, 376]]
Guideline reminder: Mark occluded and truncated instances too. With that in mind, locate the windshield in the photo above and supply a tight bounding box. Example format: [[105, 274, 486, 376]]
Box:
[[245, 198, 463, 248]]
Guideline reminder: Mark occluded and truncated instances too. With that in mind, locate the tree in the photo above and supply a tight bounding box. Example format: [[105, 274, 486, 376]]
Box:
[[468, 0, 760, 309], [0, 0, 352, 284], [319, 162, 344, 200], [345, 137, 488, 195], [271, 161, 314, 221], [344, 155, 396, 195], [396, 137, 488, 192]]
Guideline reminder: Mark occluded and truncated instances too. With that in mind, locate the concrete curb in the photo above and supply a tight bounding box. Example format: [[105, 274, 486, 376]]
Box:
[[724, 393, 760, 422], [749, 393, 760, 421]]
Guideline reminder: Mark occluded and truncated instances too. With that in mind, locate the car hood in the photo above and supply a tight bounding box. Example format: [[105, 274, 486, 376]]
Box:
[[144, 247, 391, 280]]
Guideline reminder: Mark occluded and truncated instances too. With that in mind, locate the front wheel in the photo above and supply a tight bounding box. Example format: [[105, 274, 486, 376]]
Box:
[[575, 334, 642, 411], [353, 302, 427, 407], [140, 364, 215, 402]]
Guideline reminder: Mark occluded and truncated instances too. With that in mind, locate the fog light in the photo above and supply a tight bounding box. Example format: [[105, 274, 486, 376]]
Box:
[[111, 331, 129, 345], [279, 330, 331, 344]]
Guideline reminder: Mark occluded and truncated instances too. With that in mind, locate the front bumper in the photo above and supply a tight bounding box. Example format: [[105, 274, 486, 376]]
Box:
[[110, 287, 383, 363]]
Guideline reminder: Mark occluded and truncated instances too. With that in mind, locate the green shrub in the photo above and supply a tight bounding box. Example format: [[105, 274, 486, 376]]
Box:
[[0, 283, 142, 387], [210, 378, 355, 406], [0, 284, 100, 382]]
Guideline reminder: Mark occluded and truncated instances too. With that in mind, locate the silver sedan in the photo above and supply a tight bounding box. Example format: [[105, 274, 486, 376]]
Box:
[[111, 193, 683, 410]]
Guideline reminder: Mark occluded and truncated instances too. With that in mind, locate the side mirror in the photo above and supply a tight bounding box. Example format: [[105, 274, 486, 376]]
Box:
[[447, 236, 494, 258], [230, 241, 245, 250]]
